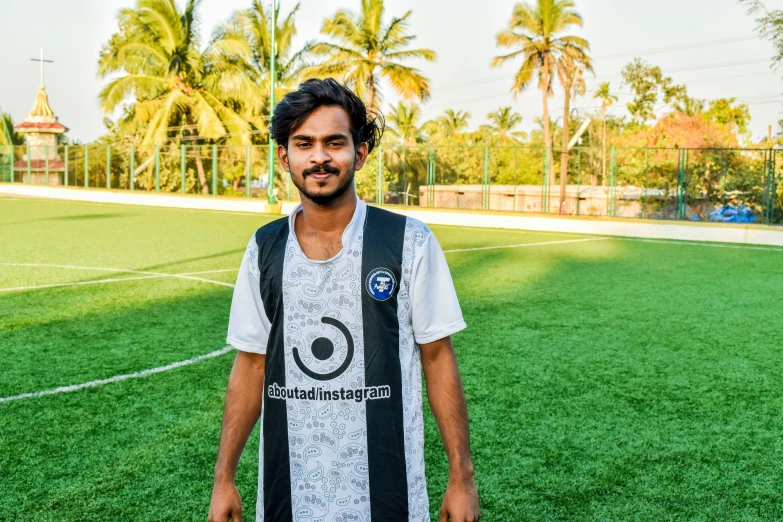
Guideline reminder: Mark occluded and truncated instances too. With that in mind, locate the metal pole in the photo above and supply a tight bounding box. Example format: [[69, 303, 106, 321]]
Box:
[[212, 144, 217, 196], [428, 147, 434, 207], [64, 145, 69, 186], [246, 144, 251, 198], [609, 147, 616, 216], [456, 147, 460, 209], [26, 144, 31, 184], [45, 145, 49, 185], [267, 0, 277, 204], [643, 149, 649, 218], [155, 144, 160, 192], [106, 145, 111, 189], [84, 145, 88, 187], [721, 150, 727, 208], [130, 144, 135, 191], [483, 146, 490, 210], [677, 149, 686, 220], [403, 148, 408, 206], [543, 147, 549, 213], [376, 146, 383, 205], [513, 148, 518, 212], [576, 148, 582, 216], [181, 144, 186, 194]]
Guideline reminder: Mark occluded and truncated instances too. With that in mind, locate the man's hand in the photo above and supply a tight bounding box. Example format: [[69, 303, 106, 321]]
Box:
[[439, 469, 480, 522], [208, 479, 243, 522]]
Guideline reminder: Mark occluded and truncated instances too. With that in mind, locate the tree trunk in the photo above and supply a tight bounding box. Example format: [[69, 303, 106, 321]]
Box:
[[367, 76, 376, 111], [195, 145, 210, 195], [559, 81, 572, 214], [601, 104, 607, 187], [541, 55, 553, 202]]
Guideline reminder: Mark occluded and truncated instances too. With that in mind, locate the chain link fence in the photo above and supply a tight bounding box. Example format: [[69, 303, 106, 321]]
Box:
[[1, 144, 781, 225]]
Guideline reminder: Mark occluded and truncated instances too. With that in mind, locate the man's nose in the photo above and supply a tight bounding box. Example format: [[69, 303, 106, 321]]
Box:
[[310, 144, 331, 165]]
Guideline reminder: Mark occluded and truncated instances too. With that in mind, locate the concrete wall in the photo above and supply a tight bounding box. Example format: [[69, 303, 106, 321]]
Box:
[[2, 182, 782, 247]]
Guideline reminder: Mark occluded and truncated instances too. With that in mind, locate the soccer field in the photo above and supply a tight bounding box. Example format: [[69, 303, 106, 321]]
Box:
[[2, 196, 783, 521]]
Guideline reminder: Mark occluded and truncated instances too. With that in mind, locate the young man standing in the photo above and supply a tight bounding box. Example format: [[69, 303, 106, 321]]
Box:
[[209, 78, 479, 522]]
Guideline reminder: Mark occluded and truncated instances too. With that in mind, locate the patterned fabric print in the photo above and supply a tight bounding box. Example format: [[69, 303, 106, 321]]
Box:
[[282, 234, 371, 522], [247, 236, 261, 278], [398, 218, 432, 521]]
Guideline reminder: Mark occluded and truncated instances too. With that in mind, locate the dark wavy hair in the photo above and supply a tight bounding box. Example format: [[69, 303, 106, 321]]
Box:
[[270, 78, 384, 153]]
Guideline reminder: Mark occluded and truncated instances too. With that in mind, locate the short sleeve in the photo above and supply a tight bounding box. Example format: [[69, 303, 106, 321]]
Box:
[[226, 235, 271, 354], [409, 227, 467, 344]]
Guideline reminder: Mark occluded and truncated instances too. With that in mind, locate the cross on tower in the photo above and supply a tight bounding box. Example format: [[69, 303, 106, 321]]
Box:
[[30, 48, 53, 86]]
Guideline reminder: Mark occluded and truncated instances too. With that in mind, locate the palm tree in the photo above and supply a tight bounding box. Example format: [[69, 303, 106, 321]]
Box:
[[674, 97, 705, 117], [98, 0, 255, 193], [593, 81, 618, 186], [306, 0, 436, 110], [557, 56, 591, 210], [386, 101, 425, 148], [492, 0, 590, 192], [424, 109, 471, 144], [486, 107, 527, 144], [212, 0, 308, 130]]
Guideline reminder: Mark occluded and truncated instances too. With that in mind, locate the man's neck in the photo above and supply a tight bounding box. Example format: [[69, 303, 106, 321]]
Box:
[[297, 186, 358, 238]]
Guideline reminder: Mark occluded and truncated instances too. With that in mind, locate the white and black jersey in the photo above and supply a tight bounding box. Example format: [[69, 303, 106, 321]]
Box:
[[226, 199, 466, 522]]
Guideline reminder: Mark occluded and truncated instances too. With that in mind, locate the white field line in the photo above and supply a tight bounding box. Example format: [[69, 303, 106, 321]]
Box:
[[0, 263, 236, 292], [0, 274, 165, 293], [443, 237, 610, 253], [0, 346, 235, 404], [616, 237, 783, 253]]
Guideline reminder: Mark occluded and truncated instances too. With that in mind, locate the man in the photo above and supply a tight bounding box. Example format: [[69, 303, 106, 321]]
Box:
[[209, 78, 479, 522]]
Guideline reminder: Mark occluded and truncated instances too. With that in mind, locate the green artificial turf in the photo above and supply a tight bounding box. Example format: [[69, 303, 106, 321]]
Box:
[[2, 196, 783, 521]]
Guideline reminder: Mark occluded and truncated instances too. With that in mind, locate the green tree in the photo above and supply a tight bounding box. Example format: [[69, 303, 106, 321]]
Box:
[[621, 58, 687, 124], [593, 81, 618, 185], [492, 0, 589, 190], [704, 97, 751, 136], [98, 0, 255, 193], [557, 55, 591, 209], [385, 101, 425, 148], [0, 112, 22, 146], [484, 106, 527, 144], [673, 97, 705, 116], [307, 0, 436, 110], [424, 109, 471, 144], [212, 0, 308, 132]]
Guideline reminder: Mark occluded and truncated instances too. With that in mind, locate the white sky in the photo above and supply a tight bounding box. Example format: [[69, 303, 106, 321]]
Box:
[[1, 0, 783, 142]]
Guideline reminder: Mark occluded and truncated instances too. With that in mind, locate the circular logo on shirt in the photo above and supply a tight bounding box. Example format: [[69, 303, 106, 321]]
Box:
[[366, 267, 397, 301], [292, 316, 354, 381]]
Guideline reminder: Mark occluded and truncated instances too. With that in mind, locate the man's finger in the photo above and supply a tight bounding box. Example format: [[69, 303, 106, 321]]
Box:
[[438, 507, 449, 522], [232, 511, 243, 522]]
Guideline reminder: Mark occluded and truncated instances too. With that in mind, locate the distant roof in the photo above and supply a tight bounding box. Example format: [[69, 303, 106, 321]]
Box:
[[14, 121, 68, 133]]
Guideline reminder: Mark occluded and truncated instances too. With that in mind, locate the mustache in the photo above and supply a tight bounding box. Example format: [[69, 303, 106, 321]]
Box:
[[302, 164, 340, 176]]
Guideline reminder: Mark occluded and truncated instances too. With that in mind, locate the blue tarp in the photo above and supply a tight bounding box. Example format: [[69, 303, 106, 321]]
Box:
[[707, 205, 758, 223]]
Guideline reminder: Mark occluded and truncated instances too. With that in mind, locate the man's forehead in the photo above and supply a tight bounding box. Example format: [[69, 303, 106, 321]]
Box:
[[292, 105, 352, 139]]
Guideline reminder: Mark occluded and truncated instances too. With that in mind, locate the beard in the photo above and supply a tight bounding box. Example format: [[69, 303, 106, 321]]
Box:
[[291, 163, 355, 206]]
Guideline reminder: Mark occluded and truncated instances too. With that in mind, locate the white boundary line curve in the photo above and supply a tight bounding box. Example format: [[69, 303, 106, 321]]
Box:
[[0, 346, 234, 404]]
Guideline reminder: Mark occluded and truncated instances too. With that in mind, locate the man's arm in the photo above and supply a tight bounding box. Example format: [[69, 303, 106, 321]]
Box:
[[420, 336, 480, 522], [208, 351, 266, 522]]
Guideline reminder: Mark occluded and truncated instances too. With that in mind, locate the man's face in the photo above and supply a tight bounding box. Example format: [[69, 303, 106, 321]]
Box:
[[278, 105, 369, 206]]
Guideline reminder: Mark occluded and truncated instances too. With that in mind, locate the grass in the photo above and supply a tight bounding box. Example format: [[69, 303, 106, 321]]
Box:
[[2, 196, 783, 521]]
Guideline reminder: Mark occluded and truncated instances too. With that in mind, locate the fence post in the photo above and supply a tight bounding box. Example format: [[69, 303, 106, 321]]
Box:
[[428, 146, 433, 208], [155, 144, 160, 192], [766, 149, 775, 225], [513, 148, 518, 213], [181, 144, 186, 194], [403, 148, 408, 206], [643, 148, 649, 218], [106, 145, 111, 189], [64, 145, 69, 186], [721, 150, 727, 208], [212, 144, 217, 196], [483, 146, 490, 210], [376, 146, 383, 205], [576, 148, 582, 216], [26, 144, 31, 184], [130, 144, 135, 191], [45, 145, 50, 185], [84, 145, 88, 187], [543, 147, 549, 213], [677, 148, 685, 220], [609, 147, 616, 216], [246, 145, 251, 198]]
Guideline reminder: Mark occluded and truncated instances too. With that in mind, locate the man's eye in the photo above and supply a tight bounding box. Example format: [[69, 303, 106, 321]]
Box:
[[328, 142, 344, 147], [297, 143, 311, 148]]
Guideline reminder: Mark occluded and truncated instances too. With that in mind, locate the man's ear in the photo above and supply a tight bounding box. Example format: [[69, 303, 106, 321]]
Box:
[[277, 144, 290, 172], [353, 142, 369, 171]]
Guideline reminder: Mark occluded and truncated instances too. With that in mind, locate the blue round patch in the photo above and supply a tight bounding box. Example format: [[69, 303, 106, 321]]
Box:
[[366, 267, 397, 301]]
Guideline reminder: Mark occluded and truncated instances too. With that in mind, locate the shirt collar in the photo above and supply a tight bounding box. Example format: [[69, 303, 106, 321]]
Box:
[[288, 197, 366, 263]]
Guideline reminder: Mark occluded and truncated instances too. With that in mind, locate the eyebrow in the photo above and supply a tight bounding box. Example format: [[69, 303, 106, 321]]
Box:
[[290, 133, 350, 142]]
